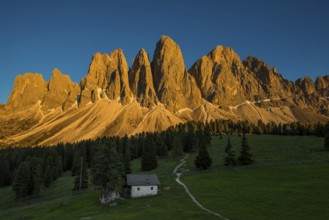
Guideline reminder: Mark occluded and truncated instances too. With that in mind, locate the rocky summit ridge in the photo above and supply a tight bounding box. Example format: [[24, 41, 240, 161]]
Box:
[[1, 35, 329, 146]]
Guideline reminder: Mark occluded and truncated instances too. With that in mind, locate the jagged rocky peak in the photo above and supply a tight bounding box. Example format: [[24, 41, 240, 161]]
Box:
[[295, 76, 316, 95], [129, 48, 158, 108], [79, 49, 133, 107], [6, 73, 47, 111], [153, 35, 185, 88], [42, 68, 80, 111], [243, 56, 281, 84], [242, 56, 295, 98], [152, 35, 202, 112], [315, 75, 329, 96], [189, 45, 263, 106], [209, 45, 241, 65]]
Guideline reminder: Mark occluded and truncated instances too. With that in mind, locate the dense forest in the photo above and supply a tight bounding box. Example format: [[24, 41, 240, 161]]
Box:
[[1, 119, 328, 200]]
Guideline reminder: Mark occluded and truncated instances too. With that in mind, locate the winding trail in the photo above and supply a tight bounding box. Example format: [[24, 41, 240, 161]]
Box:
[[173, 154, 229, 220]]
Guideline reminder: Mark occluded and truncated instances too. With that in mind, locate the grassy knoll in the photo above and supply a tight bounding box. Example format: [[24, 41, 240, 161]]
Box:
[[0, 135, 328, 219]]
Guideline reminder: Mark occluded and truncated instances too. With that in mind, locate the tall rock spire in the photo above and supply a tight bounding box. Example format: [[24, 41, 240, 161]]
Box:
[[152, 35, 202, 111], [80, 49, 133, 106], [129, 48, 158, 108], [6, 73, 47, 110], [42, 68, 80, 110]]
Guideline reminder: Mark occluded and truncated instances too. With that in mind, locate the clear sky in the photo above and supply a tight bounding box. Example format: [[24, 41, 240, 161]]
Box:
[[0, 0, 328, 104]]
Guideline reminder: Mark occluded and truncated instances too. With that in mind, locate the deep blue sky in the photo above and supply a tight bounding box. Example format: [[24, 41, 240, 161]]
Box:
[[1, 0, 329, 104]]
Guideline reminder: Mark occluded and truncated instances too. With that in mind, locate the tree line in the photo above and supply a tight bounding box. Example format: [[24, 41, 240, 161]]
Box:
[[1, 119, 329, 201]]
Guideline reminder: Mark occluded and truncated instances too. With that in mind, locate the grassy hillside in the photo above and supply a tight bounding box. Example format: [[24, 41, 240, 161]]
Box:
[[0, 135, 328, 219]]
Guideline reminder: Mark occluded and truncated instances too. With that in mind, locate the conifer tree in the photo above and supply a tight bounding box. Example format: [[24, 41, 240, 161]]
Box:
[[123, 142, 132, 174], [141, 136, 158, 171], [32, 164, 43, 196], [73, 156, 89, 191], [183, 127, 197, 153], [237, 133, 254, 165], [324, 123, 329, 151], [91, 145, 123, 203], [156, 136, 168, 157], [43, 165, 52, 187], [57, 159, 63, 177], [224, 137, 236, 166], [0, 160, 13, 187], [12, 162, 30, 199], [27, 157, 43, 194], [72, 146, 87, 176], [171, 134, 183, 159], [194, 144, 212, 170]]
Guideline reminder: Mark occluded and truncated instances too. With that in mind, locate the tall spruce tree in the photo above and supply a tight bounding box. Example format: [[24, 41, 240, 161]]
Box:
[[183, 127, 197, 153], [73, 156, 89, 191], [27, 158, 43, 196], [141, 136, 158, 171], [43, 165, 53, 187], [224, 137, 236, 166], [237, 133, 254, 165], [123, 142, 132, 174], [0, 160, 13, 187], [324, 123, 329, 150], [171, 134, 183, 159], [194, 144, 212, 170], [156, 136, 168, 157], [12, 162, 30, 199], [32, 164, 43, 196], [91, 145, 123, 203]]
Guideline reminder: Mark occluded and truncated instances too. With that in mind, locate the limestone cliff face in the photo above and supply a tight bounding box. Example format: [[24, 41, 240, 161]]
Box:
[[129, 49, 158, 108], [242, 56, 295, 99], [6, 73, 47, 111], [295, 76, 316, 96], [152, 35, 202, 111], [315, 75, 329, 96], [42, 69, 80, 111], [6, 70, 79, 112], [80, 49, 133, 106], [189, 46, 264, 106]]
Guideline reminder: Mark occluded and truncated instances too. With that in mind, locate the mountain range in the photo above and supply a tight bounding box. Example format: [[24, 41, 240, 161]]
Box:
[[1, 35, 329, 146]]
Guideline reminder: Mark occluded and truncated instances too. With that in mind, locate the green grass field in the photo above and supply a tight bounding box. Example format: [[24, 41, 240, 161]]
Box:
[[0, 135, 328, 219]]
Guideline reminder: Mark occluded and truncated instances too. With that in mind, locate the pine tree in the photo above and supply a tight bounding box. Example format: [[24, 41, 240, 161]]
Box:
[[194, 144, 212, 170], [73, 156, 89, 191], [196, 129, 212, 149], [324, 123, 329, 151], [171, 134, 183, 159], [27, 157, 42, 196], [43, 165, 52, 187], [72, 147, 80, 176], [0, 160, 13, 187], [57, 159, 63, 177], [123, 143, 132, 174], [183, 127, 197, 153], [12, 162, 30, 199], [156, 136, 168, 157], [224, 137, 236, 166], [91, 145, 123, 203], [32, 164, 43, 196], [237, 133, 254, 165], [141, 136, 158, 171]]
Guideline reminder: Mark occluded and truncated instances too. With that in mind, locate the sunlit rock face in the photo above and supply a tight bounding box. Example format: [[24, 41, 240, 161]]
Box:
[[152, 35, 202, 111], [80, 49, 133, 106], [129, 48, 158, 108]]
